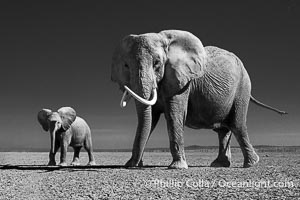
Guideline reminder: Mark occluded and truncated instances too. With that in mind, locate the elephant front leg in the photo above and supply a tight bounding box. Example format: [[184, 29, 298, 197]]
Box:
[[164, 95, 188, 169], [59, 142, 68, 166], [211, 128, 232, 167], [48, 152, 56, 166]]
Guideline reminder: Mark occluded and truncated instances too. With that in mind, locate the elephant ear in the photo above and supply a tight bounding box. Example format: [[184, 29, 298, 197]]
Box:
[[37, 109, 52, 131], [160, 30, 207, 96], [57, 107, 76, 131], [111, 34, 136, 86]]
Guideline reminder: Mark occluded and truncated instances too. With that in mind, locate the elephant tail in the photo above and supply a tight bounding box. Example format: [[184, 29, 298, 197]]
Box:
[[250, 96, 288, 115]]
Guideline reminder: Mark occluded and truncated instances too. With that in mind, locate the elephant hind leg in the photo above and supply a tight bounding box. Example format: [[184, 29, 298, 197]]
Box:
[[211, 127, 232, 167], [230, 101, 259, 168], [84, 138, 96, 166], [71, 146, 81, 166], [231, 126, 259, 168]]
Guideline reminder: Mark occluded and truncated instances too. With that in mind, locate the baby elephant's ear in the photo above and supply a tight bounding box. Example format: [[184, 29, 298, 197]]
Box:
[[37, 109, 52, 131], [57, 107, 76, 130]]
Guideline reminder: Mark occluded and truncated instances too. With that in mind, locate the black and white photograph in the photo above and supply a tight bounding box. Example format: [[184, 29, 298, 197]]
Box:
[[0, 1, 299, 199]]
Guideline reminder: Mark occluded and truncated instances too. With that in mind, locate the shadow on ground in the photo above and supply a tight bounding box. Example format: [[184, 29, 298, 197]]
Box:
[[0, 164, 207, 171]]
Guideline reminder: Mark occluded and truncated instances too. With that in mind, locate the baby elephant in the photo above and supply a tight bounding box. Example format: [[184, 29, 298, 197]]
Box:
[[37, 107, 96, 166]]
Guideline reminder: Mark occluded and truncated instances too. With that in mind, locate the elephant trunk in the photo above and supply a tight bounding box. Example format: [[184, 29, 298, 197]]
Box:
[[131, 102, 152, 164], [50, 128, 56, 154], [130, 72, 155, 164]]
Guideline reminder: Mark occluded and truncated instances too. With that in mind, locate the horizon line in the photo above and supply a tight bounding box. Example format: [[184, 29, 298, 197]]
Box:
[[1, 145, 300, 152]]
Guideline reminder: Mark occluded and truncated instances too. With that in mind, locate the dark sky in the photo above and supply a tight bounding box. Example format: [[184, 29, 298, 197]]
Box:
[[0, 1, 299, 150]]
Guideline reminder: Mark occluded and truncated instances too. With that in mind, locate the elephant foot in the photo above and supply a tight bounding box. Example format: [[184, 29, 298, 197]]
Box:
[[168, 159, 188, 169], [87, 161, 96, 166], [125, 158, 142, 168], [47, 161, 56, 166], [243, 152, 259, 168], [58, 162, 68, 167], [210, 157, 231, 168], [71, 161, 81, 166], [138, 160, 143, 167]]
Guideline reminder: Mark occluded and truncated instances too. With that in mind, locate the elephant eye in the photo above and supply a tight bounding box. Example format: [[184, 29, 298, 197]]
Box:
[[124, 63, 129, 68], [153, 60, 160, 67], [153, 60, 161, 72]]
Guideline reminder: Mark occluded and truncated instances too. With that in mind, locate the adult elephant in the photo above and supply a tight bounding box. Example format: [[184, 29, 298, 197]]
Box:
[[111, 30, 287, 169]]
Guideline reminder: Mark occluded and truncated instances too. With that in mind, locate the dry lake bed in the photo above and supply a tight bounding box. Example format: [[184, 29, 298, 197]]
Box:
[[0, 150, 299, 199]]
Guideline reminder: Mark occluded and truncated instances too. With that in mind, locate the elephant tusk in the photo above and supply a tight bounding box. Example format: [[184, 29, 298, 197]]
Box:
[[124, 85, 157, 106], [120, 90, 129, 108]]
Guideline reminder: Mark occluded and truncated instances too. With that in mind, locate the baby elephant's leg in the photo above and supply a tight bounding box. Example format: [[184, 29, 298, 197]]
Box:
[[71, 147, 82, 166], [85, 138, 96, 166]]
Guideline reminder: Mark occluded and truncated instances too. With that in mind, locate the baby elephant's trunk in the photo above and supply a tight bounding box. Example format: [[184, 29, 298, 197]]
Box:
[[50, 127, 57, 154]]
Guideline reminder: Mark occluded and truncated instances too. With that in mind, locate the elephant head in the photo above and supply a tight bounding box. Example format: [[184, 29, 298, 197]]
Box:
[[37, 107, 76, 154], [112, 30, 207, 106], [111, 30, 207, 166]]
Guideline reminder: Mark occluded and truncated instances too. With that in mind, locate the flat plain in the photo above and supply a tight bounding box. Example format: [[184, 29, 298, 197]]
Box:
[[0, 149, 299, 199]]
